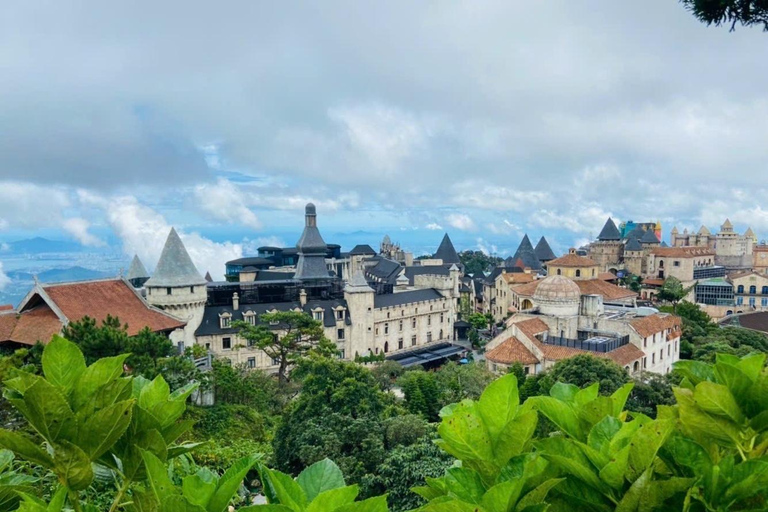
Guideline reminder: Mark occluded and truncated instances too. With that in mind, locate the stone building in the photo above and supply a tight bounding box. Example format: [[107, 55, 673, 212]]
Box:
[[588, 217, 662, 276], [545, 249, 600, 280], [671, 219, 756, 270], [485, 275, 681, 376]]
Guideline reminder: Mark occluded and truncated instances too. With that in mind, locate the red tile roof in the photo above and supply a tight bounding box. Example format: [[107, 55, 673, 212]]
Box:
[[651, 247, 714, 258], [537, 340, 644, 367], [575, 279, 636, 301], [0, 307, 62, 346], [630, 314, 681, 338], [485, 336, 539, 365], [597, 272, 618, 281], [546, 253, 598, 268], [0, 305, 14, 311], [514, 317, 549, 341]]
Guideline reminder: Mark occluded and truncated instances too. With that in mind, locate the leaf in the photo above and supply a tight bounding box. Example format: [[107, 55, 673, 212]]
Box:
[[515, 478, 564, 510], [139, 376, 171, 410], [18, 379, 77, 443], [735, 353, 766, 381], [167, 443, 205, 460], [411, 486, 445, 501], [693, 382, 744, 424], [162, 419, 196, 444], [588, 416, 622, 454], [724, 459, 768, 503], [72, 354, 129, 410], [260, 466, 307, 512], [207, 454, 260, 512], [610, 383, 634, 417], [574, 383, 600, 406], [638, 477, 695, 512], [297, 458, 346, 502], [239, 507, 296, 512], [53, 440, 94, 491], [493, 411, 537, 466], [626, 420, 674, 482], [549, 382, 579, 403], [436, 401, 493, 462], [477, 374, 519, 440], [141, 449, 177, 503], [542, 453, 609, 494], [481, 479, 524, 512], [598, 445, 630, 490], [152, 382, 199, 429], [79, 399, 134, 460], [161, 495, 207, 512], [674, 389, 741, 448], [305, 485, 359, 512], [526, 396, 582, 440], [444, 467, 486, 504], [615, 467, 651, 512], [42, 335, 86, 395], [713, 361, 753, 406], [47, 486, 69, 512], [0, 429, 54, 468], [182, 469, 218, 508], [673, 361, 714, 385], [336, 495, 388, 512]]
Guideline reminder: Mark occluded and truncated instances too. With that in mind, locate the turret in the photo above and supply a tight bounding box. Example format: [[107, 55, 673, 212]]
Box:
[[294, 203, 331, 281]]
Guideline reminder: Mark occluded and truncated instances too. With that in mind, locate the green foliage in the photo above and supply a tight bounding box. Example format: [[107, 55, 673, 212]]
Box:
[[383, 415, 428, 449], [234, 311, 335, 383], [397, 371, 441, 421], [458, 251, 502, 277], [543, 354, 631, 395], [681, 0, 768, 31], [466, 313, 490, 331], [625, 374, 676, 418], [657, 277, 695, 310], [370, 361, 404, 392], [210, 361, 282, 413], [0, 449, 37, 510]]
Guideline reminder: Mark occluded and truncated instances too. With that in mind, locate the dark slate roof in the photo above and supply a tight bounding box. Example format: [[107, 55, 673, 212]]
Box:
[[534, 237, 557, 262], [640, 229, 660, 244], [625, 226, 645, 241], [145, 228, 206, 287], [195, 299, 350, 337], [349, 244, 377, 256], [204, 272, 213, 282], [433, 234, 460, 265], [366, 258, 403, 284], [403, 265, 450, 285], [597, 218, 622, 241], [625, 238, 642, 252], [512, 235, 541, 271], [126, 255, 149, 280], [373, 288, 445, 308], [226, 257, 274, 267], [473, 278, 485, 298], [295, 204, 331, 280]]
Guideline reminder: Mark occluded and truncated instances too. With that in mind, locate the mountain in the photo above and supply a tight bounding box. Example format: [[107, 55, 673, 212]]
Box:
[[4, 237, 82, 254], [38, 267, 112, 283]]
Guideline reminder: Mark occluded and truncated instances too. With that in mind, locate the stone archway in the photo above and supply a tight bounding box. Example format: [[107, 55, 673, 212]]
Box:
[[521, 299, 533, 310]]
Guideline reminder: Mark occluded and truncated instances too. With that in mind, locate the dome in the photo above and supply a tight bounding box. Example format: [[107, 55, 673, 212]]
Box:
[[533, 275, 581, 317], [305, 203, 316, 215]]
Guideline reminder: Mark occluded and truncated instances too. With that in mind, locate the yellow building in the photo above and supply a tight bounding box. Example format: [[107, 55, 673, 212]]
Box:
[[546, 249, 600, 280]]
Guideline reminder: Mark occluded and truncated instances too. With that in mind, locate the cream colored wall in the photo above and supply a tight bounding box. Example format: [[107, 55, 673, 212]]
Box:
[[371, 296, 453, 355], [548, 265, 599, 280], [146, 284, 207, 348]]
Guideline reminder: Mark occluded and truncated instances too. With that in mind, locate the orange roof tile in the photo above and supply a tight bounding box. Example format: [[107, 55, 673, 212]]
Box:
[[0, 307, 62, 346], [40, 279, 184, 336], [630, 314, 681, 338], [643, 278, 665, 287], [538, 341, 644, 367], [485, 336, 539, 365], [546, 253, 598, 268], [511, 280, 542, 297], [514, 317, 550, 341], [501, 273, 536, 285], [651, 247, 715, 258], [597, 272, 618, 281], [575, 279, 636, 301], [0, 305, 14, 311]]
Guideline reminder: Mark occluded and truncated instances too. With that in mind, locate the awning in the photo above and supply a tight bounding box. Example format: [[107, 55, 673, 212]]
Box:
[[386, 342, 465, 367]]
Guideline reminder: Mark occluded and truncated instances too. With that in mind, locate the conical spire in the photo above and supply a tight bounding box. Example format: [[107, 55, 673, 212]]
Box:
[[145, 228, 206, 288], [597, 218, 621, 241], [204, 271, 213, 282], [295, 203, 330, 280], [433, 233, 460, 264], [625, 238, 642, 252], [640, 229, 660, 244], [345, 265, 373, 293], [512, 235, 541, 270], [722, 218, 733, 231], [534, 236, 556, 262], [126, 255, 149, 281]]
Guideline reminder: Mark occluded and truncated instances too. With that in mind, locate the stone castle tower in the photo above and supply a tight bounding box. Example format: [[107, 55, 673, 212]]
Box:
[[144, 228, 207, 348], [343, 266, 375, 358]]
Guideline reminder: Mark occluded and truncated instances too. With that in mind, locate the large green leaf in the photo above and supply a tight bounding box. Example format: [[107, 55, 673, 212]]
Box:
[[724, 459, 768, 503], [139, 376, 171, 411], [543, 453, 609, 495], [477, 374, 519, 440], [615, 467, 651, 512], [182, 469, 218, 508], [673, 361, 715, 385], [626, 420, 674, 482], [693, 381, 744, 424], [0, 429, 54, 468], [444, 467, 486, 504], [436, 401, 493, 462], [610, 383, 634, 417], [239, 506, 295, 512], [17, 379, 77, 443], [79, 399, 134, 460], [481, 479, 524, 512], [161, 496, 207, 512], [588, 416, 622, 455], [713, 361, 753, 406], [515, 478, 564, 510], [493, 411, 537, 466], [207, 454, 260, 512], [260, 467, 307, 512], [734, 353, 766, 381], [599, 445, 630, 490], [675, 389, 741, 448], [42, 335, 86, 395], [335, 495, 388, 512], [152, 382, 198, 429], [574, 383, 600, 407], [297, 459, 346, 503], [526, 396, 582, 440], [305, 485, 359, 512], [141, 450, 177, 503], [53, 440, 93, 491], [162, 419, 196, 444], [72, 354, 129, 410]]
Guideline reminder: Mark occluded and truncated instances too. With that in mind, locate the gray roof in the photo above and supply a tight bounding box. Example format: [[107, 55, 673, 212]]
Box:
[[403, 265, 450, 285], [597, 218, 622, 241], [512, 235, 541, 271], [433, 234, 460, 265], [126, 255, 149, 280], [373, 288, 444, 308], [295, 204, 331, 280], [625, 238, 642, 251], [366, 258, 403, 284], [345, 269, 374, 293], [625, 226, 645, 241], [640, 229, 660, 244], [145, 228, 206, 287], [226, 257, 274, 267], [349, 244, 377, 255], [534, 236, 556, 262]]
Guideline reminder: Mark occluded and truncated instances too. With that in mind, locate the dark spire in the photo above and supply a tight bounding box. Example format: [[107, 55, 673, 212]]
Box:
[[512, 235, 541, 270], [295, 203, 330, 280], [625, 226, 645, 241], [625, 238, 642, 252], [534, 236, 556, 262], [433, 233, 460, 265], [597, 218, 621, 241], [204, 271, 213, 282], [145, 228, 206, 288], [640, 229, 660, 244]]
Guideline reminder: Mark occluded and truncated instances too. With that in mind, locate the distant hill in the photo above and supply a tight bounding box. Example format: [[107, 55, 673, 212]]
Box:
[[6, 266, 112, 283], [4, 237, 82, 254]]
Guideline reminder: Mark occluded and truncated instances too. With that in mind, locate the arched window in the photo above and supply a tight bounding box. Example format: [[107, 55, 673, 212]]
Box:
[[750, 285, 757, 294], [762, 286, 768, 295], [592, 269, 595, 276], [737, 285, 745, 294], [633, 361, 640, 373], [575, 269, 581, 277], [557, 269, 562, 275], [439, 329, 443, 340], [383, 342, 389, 353]]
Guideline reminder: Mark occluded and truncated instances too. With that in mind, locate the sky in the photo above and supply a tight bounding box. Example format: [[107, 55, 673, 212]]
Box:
[[1, 0, 768, 281]]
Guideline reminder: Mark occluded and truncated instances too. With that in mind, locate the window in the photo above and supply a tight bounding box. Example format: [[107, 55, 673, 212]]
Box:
[[427, 332, 432, 343], [652, 353, 656, 364], [399, 320, 403, 332], [659, 349, 663, 361], [673, 261, 680, 267], [750, 297, 756, 307], [762, 298, 767, 307], [430, 304, 434, 311], [384, 342, 389, 353], [668, 345, 671, 357], [439, 329, 443, 340], [763, 286, 768, 295], [398, 338, 403, 350], [387, 312, 390, 319], [428, 316, 432, 326], [338, 349, 346, 359], [575, 269, 581, 277], [524, 366, 530, 375], [737, 297, 744, 305], [222, 337, 231, 350], [272, 357, 280, 366], [440, 313, 444, 323], [205, 342, 210, 350], [591, 269, 595, 277], [644, 338, 647, 348], [653, 333, 656, 344], [313, 311, 323, 321], [244, 312, 256, 326], [738, 285, 745, 294], [375, 327, 379, 335], [336, 310, 344, 320], [247, 357, 255, 369], [384, 323, 389, 334], [401, 310, 404, 316], [337, 328, 345, 340], [412, 318, 416, 328], [643, 357, 647, 368], [220, 315, 232, 329], [411, 335, 417, 346], [166, 287, 172, 295], [557, 269, 561, 275], [190, 286, 195, 294], [750, 285, 757, 294]]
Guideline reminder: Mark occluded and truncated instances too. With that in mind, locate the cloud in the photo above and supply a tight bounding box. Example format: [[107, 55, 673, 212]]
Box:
[[476, 238, 498, 256], [425, 223, 443, 230], [194, 178, 262, 229], [446, 213, 476, 231], [62, 218, 105, 247], [0, 262, 10, 291]]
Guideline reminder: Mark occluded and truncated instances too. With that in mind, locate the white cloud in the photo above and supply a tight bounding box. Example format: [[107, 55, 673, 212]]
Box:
[[62, 217, 104, 247], [0, 181, 71, 230], [243, 236, 287, 254], [194, 178, 262, 229], [446, 213, 476, 231], [425, 223, 443, 230], [0, 262, 10, 291], [476, 238, 498, 256]]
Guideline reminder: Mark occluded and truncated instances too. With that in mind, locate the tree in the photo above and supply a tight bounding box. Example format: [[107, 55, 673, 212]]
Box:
[[681, 0, 768, 31], [466, 312, 489, 330], [657, 276, 695, 311], [62, 315, 130, 364], [434, 361, 496, 406], [458, 250, 503, 276], [544, 353, 630, 395], [625, 373, 677, 418], [397, 370, 441, 421], [234, 310, 335, 384], [371, 360, 404, 391]]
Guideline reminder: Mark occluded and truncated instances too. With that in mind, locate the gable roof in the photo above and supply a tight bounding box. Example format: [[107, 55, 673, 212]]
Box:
[[126, 255, 149, 280], [366, 258, 403, 284], [512, 235, 541, 270], [625, 238, 642, 251], [485, 336, 539, 365], [433, 234, 460, 265], [0, 307, 62, 346], [630, 313, 681, 338], [575, 279, 637, 301], [547, 253, 598, 268], [349, 244, 377, 256], [651, 247, 715, 258], [145, 228, 206, 287], [534, 237, 557, 262], [597, 218, 621, 241], [640, 229, 660, 244]]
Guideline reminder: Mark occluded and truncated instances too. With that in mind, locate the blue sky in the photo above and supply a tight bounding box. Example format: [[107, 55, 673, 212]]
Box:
[[1, 1, 768, 281]]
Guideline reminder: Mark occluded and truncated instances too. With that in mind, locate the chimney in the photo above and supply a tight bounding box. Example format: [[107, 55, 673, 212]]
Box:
[[232, 292, 239, 311], [299, 289, 307, 307]]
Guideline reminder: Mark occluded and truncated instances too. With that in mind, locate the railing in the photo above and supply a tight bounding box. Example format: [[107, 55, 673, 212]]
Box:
[[543, 334, 629, 353], [193, 353, 213, 371]]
